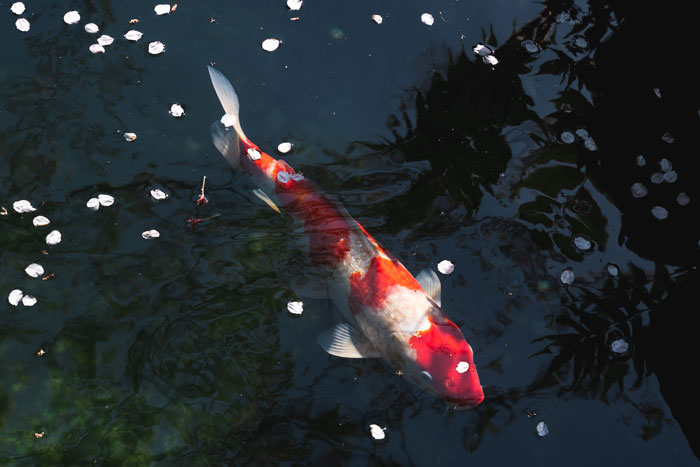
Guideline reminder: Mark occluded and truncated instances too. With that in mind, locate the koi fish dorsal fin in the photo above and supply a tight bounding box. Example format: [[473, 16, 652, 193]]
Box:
[[318, 323, 381, 359], [207, 66, 248, 143], [416, 268, 441, 306]]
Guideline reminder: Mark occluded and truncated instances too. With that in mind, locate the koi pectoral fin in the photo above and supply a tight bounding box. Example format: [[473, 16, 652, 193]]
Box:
[[318, 323, 381, 359], [416, 268, 441, 306]]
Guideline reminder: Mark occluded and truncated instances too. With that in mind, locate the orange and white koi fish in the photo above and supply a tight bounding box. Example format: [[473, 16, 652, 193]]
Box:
[[208, 66, 484, 408]]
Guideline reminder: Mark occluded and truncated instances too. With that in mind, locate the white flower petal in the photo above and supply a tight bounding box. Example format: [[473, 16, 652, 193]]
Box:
[[369, 424, 385, 440], [84, 23, 99, 33], [437, 260, 454, 275], [277, 141, 293, 153], [536, 421, 549, 437], [46, 230, 62, 245], [287, 300, 303, 315], [33, 215, 50, 227], [277, 171, 291, 183], [97, 34, 114, 46], [15, 18, 30, 32], [11, 2, 26, 15], [141, 229, 160, 239], [63, 10, 80, 25], [483, 54, 499, 65], [169, 103, 185, 117], [148, 41, 165, 55], [573, 235, 591, 250], [124, 30, 143, 41], [98, 194, 114, 207], [456, 361, 469, 373], [221, 114, 237, 127], [154, 4, 171, 15], [22, 295, 37, 306], [124, 132, 137, 141], [247, 148, 262, 161], [610, 338, 629, 354], [8, 289, 24, 306], [86, 197, 100, 210], [25, 263, 45, 278], [13, 200, 36, 213], [560, 268, 574, 285], [472, 43, 493, 57], [371, 14, 383, 24], [150, 188, 168, 200], [420, 13, 434, 26], [262, 38, 281, 52], [89, 44, 105, 54], [287, 0, 302, 10]]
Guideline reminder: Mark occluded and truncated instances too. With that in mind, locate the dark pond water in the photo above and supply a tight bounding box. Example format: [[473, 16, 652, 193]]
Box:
[[2, 0, 699, 465]]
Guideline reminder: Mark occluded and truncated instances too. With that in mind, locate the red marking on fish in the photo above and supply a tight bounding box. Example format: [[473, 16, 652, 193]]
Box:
[[349, 256, 421, 314]]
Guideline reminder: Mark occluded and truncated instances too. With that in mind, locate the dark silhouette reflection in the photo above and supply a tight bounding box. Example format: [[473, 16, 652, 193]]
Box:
[[353, 0, 699, 461]]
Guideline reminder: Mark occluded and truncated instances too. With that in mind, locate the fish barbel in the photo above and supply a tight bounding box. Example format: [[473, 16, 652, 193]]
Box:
[[208, 66, 484, 408]]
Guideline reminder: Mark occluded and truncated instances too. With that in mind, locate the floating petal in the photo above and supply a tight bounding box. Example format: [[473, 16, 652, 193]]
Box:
[[631, 182, 648, 198], [560, 268, 574, 285], [89, 44, 105, 54], [371, 14, 383, 24], [141, 229, 160, 239], [522, 40, 539, 53], [97, 34, 114, 46], [84, 23, 99, 33], [606, 263, 620, 277], [560, 131, 575, 144], [221, 114, 236, 127], [124, 30, 143, 41], [437, 260, 454, 275], [277, 141, 293, 153], [472, 44, 492, 56], [148, 41, 165, 54], [11, 2, 26, 15], [369, 424, 385, 440], [98, 194, 115, 206], [13, 200, 36, 213], [659, 158, 672, 172], [482, 55, 499, 65], [635, 155, 646, 166], [15, 18, 30, 32], [676, 192, 690, 206], [663, 171, 677, 183], [583, 137, 598, 151], [124, 132, 137, 141], [169, 103, 185, 117], [610, 338, 629, 354], [247, 148, 262, 161], [86, 197, 100, 210], [536, 421, 549, 437], [46, 230, 62, 245], [456, 361, 469, 373], [262, 38, 281, 52], [573, 235, 592, 250], [651, 206, 668, 220], [420, 13, 434, 26], [150, 188, 168, 200], [287, 0, 303, 10], [25, 263, 44, 278], [22, 295, 37, 306], [287, 300, 303, 315], [277, 171, 291, 183], [154, 4, 171, 15], [8, 289, 23, 306], [650, 172, 664, 184], [64, 10, 80, 24], [33, 215, 50, 227]]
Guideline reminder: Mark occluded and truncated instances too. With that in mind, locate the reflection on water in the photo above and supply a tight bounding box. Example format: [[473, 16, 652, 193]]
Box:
[[2, 0, 699, 465]]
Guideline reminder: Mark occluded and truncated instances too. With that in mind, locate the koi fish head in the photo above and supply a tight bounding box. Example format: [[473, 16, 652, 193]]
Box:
[[403, 312, 484, 408]]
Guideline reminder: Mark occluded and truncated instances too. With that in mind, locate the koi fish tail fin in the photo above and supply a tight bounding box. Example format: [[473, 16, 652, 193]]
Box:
[[207, 65, 249, 144], [211, 121, 240, 168]]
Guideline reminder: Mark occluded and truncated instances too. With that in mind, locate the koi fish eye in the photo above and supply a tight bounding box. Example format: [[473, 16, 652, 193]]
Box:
[[420, 370, 433, 382]]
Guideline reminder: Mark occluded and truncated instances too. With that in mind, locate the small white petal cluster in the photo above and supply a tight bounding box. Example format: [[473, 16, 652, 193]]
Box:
[[150, 188, 168, 200], [124, 30, 143, 41], [420, 13, 434, 26], [287, 300, 303, 315], [437, 260, 454, 275], [8, 289, 37, 307], [148, 41, 165, 55], [262, 38, 281, 52], [13, 200, 36, 213], [142, 229, 160, 239], [369, 424, 386, 440]]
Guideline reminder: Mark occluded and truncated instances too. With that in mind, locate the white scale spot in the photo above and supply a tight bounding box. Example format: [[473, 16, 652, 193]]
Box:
[[456, 361, 469, 373], [277, 171, 291, 183], [247, 148, 261, 160]]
